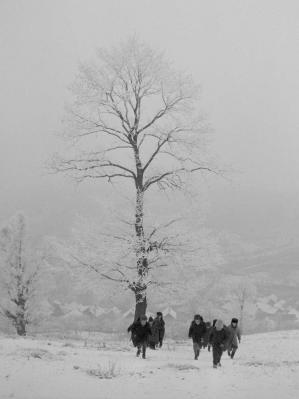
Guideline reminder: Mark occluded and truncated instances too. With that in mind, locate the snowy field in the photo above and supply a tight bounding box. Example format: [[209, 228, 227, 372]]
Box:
[[0, 330, 299, 399]]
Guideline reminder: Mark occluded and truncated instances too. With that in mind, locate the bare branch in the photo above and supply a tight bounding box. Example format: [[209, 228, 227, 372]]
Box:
[[71, 255, 131, 285], [144, 166, 219, 191], [137, 94, 188, 135]]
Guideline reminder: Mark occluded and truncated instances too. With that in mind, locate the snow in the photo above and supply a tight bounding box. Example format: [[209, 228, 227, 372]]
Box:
[[0, 330, 299, 399]]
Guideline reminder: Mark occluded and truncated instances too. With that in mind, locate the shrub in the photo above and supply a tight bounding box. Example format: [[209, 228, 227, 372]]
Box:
[[86, 361, 119, 379]]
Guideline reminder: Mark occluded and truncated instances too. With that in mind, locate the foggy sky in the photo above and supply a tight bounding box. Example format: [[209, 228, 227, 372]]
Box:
[[0, 0, 298, 243]]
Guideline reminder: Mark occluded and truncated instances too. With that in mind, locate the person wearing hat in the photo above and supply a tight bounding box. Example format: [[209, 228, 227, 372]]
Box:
[[153, 312, 165, 348], [209, 319, 230, 368], [128, 315, 152, 358], [188, 314, 207, 359], [227, 318, 241, 359]]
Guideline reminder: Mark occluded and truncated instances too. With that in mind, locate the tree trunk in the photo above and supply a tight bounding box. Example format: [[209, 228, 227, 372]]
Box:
[[239, 304, 244, 334], [132, 145, 149, 322], [134, 290, 147, 321], [16, 318, 26, 336]]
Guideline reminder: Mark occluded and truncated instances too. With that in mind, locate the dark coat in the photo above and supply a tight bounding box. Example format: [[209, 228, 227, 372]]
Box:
[[209, 326, 230, 348], [203, 323, 212, 346], [148, 321, 158, 345], [128, 320, 138, 346], [153, 317, 165, 341], [129, 321, 152, 344], [188, 321, 207, 343]]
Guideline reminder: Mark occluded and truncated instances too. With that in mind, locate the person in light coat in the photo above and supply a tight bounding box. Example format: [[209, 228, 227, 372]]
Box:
[[227, 318, 241, 359]]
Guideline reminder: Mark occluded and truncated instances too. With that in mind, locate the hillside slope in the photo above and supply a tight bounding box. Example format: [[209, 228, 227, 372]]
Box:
[[0, 330, 298, 399]]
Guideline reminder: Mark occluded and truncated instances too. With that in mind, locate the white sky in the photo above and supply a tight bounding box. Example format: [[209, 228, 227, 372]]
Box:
[[0, 0, 298, 242]]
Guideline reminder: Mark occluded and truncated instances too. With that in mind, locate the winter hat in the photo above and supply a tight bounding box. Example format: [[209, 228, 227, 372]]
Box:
[[215, 319, 224, 330], [231, 318, 238, 324], [148, 316, 153, 322]]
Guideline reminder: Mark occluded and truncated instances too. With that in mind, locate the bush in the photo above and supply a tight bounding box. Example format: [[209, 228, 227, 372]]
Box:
[[86, 361, 119, 379], [167, 363, 199, 371]]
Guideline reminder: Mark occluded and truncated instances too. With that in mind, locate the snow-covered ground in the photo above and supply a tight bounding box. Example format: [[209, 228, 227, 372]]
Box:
[[0, 330, 299, 399]]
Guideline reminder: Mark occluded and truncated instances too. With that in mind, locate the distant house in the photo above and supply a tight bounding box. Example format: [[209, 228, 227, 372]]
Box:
[[162, 307, 177, 321], [82, 307, 97, 318], [122, 309, 155, 320], [62, 308, 83, 319], [88, 305, 106, 318], [51, 301, 65, 317], [98, 307, 121, 323], [288, 307, 299, 322]]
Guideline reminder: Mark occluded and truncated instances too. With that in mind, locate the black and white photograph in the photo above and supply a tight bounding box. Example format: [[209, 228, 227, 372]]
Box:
[[0, 1, 298, 398]]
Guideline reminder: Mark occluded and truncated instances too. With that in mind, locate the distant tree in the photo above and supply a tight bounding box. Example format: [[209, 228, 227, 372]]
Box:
[[207, 275, 257, 332], [232, 279, 257, 333], [52, 39, 219, 320], [0, 213, 41, 336]]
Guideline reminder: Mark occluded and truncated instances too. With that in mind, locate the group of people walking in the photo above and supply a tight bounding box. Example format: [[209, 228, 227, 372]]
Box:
[[189, 315, 241, 368], [127, 312, 165, 359], [128, 312, 241, 368]]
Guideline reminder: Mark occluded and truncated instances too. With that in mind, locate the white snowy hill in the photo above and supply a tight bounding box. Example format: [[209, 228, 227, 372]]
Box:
[[219, 235, 299, 331], [0, 330, 298, 399]]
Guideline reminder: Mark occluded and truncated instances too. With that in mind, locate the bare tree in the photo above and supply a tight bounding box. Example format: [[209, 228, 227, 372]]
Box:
[[0, 213, 40, 335], [52, 39, 219, 320], [232, 279, 257, 333]]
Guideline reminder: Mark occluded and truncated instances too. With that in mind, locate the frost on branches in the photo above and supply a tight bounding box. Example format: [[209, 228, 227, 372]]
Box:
[[54, 204, 224, 325], [0, 213, 44, 335], [51, 38, 221, 319]]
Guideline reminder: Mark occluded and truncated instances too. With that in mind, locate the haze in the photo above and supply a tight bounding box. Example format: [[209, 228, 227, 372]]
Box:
[[0, 0, 298, 245]]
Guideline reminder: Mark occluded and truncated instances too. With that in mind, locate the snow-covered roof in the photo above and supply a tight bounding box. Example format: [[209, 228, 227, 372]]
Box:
[[62, 309, 83, 318], [257, 302, 277, 314], [123, 309, 135, 318], [162, 307, 177, 319], [110, 306, 121, 314], [85, 305, 106, 317]]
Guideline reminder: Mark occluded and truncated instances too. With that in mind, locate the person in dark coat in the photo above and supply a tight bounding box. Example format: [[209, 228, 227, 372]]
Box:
[[206, 319, 217, 352], [129, 315, 152, 358], [127, 317, 140, 347], [202, 321, 212, 350], [153, 312, 165, 348], [227, 318, 241, 359], [188, 314, 207, 359], [147, 316, 157, 349], [209, 319, 230, 368]]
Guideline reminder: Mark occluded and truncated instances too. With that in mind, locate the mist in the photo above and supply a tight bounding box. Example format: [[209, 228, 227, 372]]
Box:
[[0, 0, 298, 244]]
